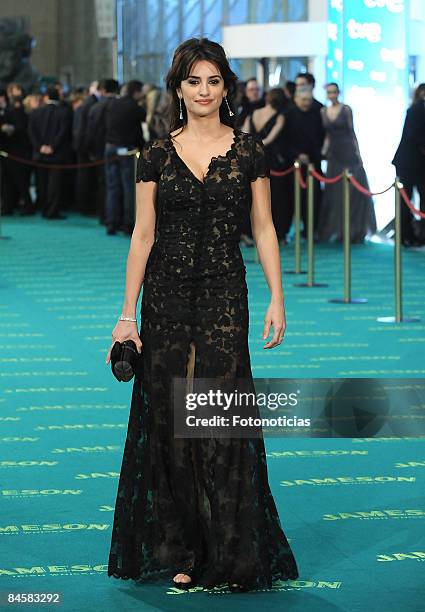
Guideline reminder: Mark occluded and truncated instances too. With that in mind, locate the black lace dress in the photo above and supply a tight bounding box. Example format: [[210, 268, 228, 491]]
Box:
[[107, 128, 299, 590]]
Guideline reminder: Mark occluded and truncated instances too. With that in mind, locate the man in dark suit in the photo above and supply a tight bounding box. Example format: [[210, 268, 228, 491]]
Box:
[[295, 72, 324, 112], [392, 92, 425, 247], [0, 88, 17, 215], [104, 79, 146, 235], [280, 87, 325, 239], [86, 79, 120, 225], [4, 85, 34, 215], [28, 87, 73, 219], [73, 81, 100, 216]]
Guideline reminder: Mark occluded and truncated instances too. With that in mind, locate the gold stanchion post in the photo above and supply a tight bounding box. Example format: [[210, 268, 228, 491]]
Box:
[[377, 180, 420, 323], [395, 180, 402, 322], [286, 160, 306, 275], [329, 169, 367, 304], [295, 163, 328, 288], [343, 168, 351, 302]]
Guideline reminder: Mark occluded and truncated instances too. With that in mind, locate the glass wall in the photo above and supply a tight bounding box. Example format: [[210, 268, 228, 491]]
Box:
[[116, 0, 308, 86]]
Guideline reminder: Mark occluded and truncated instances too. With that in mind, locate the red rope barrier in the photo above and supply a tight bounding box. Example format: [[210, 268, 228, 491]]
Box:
[[399, 187, 425, 219], [270, 166, 295, 177], [295, 166, 307, 190], [310, 168, 343, 184], [348, 174, 393, 196], [0, 150, 137, 170]]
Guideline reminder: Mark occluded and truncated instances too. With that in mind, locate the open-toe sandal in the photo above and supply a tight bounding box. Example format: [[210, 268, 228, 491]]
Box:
[[228, 582, 249, 593]]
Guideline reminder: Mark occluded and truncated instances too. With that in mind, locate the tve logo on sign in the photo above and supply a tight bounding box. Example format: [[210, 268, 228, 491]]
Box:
[[346, 19, 382, 42], [363, 0, 404, 13]]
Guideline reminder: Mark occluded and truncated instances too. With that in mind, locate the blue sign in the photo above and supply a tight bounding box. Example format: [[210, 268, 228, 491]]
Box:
[[327, 0, 344, 86]]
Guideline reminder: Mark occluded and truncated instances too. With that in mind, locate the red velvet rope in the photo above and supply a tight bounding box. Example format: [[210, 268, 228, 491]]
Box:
[[310, 168, 344, 184], [270, 166, 295, 177], [306, 166, 396, 196], [0, 150, 136, 170], [399, 187, 425, 219], [348, 174, 393, 196]]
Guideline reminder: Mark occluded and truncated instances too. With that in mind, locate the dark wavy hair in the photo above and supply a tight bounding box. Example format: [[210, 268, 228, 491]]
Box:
[[165, 37, 238, 134], [265, 88, 287, 110], [326, 82, 340, 93]]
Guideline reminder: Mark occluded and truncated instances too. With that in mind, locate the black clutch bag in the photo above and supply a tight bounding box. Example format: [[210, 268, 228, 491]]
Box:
[[110, 339, 142, 382]]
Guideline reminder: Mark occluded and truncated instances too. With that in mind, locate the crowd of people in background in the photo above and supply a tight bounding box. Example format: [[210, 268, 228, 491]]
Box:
[[0, 72, 424, 247]]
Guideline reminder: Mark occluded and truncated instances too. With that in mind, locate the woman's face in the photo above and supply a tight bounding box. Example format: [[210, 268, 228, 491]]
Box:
[[326, 85, 339, 103], [29, 96, 41, 110], [177, 59, 227, 119]]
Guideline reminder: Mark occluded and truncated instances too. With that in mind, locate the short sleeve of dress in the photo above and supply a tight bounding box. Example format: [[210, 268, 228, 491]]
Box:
[[248, 134, 270, 181], [136, 141, 160, 183]]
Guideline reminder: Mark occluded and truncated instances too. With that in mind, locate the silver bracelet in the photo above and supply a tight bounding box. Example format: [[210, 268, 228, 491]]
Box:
[[119, 315, 137, 322]]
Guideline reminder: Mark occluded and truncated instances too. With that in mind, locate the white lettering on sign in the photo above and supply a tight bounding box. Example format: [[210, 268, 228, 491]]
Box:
[[347, 19, 382, 43], [370, 70, 387, 82], [331, 0, 343, 11], [364, 0, 404, 14], [347, 59, 365, 71], [381, 47, 406, 69]]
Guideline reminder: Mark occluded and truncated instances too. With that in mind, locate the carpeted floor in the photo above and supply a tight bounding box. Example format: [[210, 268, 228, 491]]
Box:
[[0, 212, 424, 611]]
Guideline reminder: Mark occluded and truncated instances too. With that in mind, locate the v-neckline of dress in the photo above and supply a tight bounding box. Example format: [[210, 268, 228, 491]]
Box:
[[325, 103, 344, 123], [168, 129, 239, 185]]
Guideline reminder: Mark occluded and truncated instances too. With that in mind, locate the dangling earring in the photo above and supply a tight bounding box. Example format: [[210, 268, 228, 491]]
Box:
[[224, 95, 234, 116], [179, 97, 183, 120]]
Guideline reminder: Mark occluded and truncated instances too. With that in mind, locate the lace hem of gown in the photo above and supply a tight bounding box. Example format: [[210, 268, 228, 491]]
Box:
[[108, 561, 299, 591]]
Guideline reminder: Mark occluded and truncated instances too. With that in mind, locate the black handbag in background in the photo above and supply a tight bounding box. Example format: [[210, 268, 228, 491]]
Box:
[[110, 339, 142, 382]]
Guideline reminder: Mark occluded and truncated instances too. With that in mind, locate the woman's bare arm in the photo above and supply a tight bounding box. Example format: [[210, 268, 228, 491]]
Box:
[[250, 176, 286, 349], [262, 114, 285, 146], [121, 180, 157, 317], [105, 179, 157, 365]]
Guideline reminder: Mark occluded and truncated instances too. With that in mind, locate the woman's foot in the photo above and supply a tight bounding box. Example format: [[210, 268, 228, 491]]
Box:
[[172, 566, 197, 590], [173, 572, 192, 585]]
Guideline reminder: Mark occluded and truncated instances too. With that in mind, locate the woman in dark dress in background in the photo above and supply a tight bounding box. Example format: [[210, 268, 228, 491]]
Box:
[[243, 88, 287, 245], [106, 38, 299, 593], [318, 82, 377, 243]]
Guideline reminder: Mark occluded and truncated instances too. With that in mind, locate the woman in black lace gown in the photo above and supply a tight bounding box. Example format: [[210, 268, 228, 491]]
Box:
[[106, 38, 299, 593]]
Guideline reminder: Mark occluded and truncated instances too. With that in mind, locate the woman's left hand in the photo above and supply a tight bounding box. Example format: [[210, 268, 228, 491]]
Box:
[[262, 299, 286, 349]]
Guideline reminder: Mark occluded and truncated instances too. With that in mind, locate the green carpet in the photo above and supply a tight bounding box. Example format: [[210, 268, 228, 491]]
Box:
[[0, 213, 424, 611]]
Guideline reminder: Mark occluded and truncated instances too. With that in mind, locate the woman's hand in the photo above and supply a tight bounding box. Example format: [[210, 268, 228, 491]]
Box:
[[105, 320, 143, 365], [262, 298, 286, 349]]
